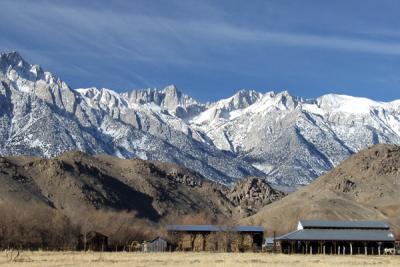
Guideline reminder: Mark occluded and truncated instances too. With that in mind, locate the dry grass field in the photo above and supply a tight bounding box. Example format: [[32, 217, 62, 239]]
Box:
[[0, 251, 399, 267]]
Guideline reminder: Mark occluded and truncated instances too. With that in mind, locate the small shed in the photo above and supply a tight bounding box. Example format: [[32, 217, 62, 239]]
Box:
[[142, 237, 169, 252]]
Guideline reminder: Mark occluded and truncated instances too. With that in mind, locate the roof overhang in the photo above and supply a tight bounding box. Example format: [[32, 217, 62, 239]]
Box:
[[277, 229, 395, 242], [167, 225, 264, 233], [298, 220, 390, 230]]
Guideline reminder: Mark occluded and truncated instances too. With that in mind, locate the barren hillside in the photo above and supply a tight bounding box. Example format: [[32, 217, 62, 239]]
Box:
[[0, 151, 284, 226], [243, 144, 400, 236]]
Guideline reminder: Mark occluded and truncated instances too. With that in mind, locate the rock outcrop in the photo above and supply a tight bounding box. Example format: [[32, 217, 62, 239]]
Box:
[[226, 177, 285, 216]]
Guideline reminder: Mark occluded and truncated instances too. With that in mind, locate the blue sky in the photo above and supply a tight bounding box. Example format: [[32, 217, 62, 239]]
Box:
[[1, 0, 400, 102]]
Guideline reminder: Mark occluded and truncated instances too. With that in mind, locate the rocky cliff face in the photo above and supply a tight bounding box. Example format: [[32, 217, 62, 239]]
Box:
[[2, 51, 400, 188], [122, 85, 206, 120]]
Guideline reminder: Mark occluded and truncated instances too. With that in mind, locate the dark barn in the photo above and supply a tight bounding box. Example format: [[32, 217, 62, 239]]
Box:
[[167, 225, 264, 252], [277, 220, 395, 255], [78, 231, 108, 251]]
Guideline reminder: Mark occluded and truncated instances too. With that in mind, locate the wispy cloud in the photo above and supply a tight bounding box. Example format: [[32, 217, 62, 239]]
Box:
[[3, 0, 400, 63], [204, 23, 400, 56], [1, 0, 400, 101]]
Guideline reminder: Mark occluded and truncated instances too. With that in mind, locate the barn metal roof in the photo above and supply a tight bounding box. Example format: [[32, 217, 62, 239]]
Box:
[[299, 220, 390, 229], [277, 229, 395, 242], [167, 225, 264, 232]]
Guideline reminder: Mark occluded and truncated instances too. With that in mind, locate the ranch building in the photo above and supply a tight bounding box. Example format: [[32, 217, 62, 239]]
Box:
[[277, 220, 396, 255], [167, 225, 264, 252]]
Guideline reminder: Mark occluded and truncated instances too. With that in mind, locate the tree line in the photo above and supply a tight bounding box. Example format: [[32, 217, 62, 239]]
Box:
[[0, 202, 157, 250], [0, 199, 234, 251]]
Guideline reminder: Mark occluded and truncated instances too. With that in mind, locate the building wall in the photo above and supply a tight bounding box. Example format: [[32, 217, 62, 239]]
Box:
[[147, 238, 168, 252]]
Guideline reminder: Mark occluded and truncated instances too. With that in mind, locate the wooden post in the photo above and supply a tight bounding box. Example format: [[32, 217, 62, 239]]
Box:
[[333, 241, 337, 254], [310, 245, 312, 255], [338, 245, 340, 255], [306, 241, 309, 255], [350, 242, 353, 255], [343, 246, 346, 255], [273, 231, 276, 253], [364, 243, 367, 255], [84, 231, 87, 251], [378, 242, 381, 255], [323, 245, 325, 255]]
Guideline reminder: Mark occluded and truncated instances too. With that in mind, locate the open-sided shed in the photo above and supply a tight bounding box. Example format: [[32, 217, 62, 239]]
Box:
[[277, 220, 395, 255], [167, 225, 264, 252]]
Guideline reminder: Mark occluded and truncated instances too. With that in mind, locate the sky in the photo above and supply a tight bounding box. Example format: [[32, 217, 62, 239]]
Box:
[[1, 0, 400, 102]]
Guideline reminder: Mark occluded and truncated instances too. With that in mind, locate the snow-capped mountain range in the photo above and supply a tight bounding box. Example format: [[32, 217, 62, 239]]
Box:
[[1, 51, 400, 187]]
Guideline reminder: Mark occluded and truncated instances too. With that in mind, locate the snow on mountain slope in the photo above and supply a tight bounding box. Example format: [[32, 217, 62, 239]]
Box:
[[192, 89, 262, 124], [1, 51, 400, 188], [0, 51, 263, 184], [190, 90, 400, 186]]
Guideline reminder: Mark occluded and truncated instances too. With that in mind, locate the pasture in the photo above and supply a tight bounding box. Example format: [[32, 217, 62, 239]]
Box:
[[0, 251, 399, 267]]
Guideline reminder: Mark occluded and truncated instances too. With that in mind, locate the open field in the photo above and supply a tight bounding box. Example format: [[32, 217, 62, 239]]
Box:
[[0, 252, 399, 267]]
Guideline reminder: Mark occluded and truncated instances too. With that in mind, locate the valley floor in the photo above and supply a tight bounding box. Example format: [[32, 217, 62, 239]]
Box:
[[0, 251, 399, 267]]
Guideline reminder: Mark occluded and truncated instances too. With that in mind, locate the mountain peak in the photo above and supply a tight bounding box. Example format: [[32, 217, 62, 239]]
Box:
[[316, 93, 385, 114], [1, 51, 23, 61], [275, 90, 294, 98], [122, 85, 205, 119], [0, 50, 46, 81], [0, 51, 26, 69], [126, 85, 197, 106], [162, 84, 183, 102], [270, 90, 299, 110], [233, 89, 262, 98], [230, 89, 263, 108], [163, 84, 178, 93]]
